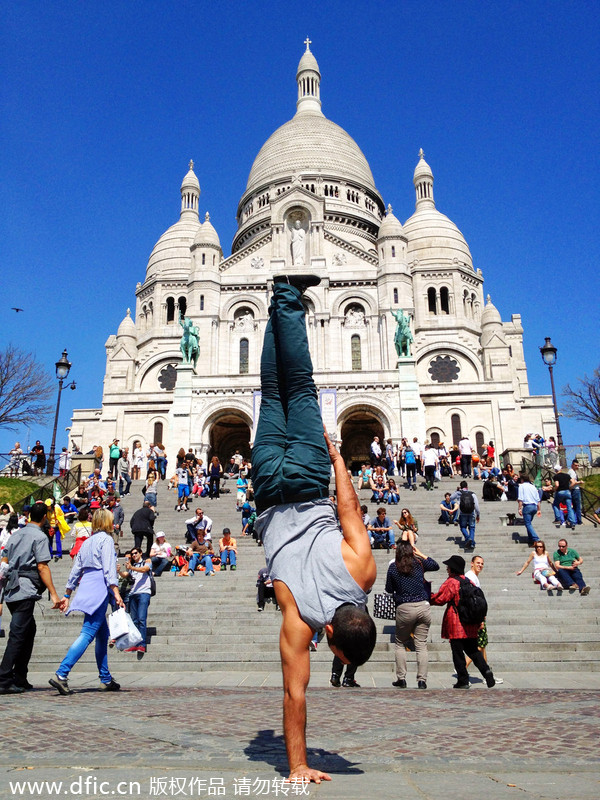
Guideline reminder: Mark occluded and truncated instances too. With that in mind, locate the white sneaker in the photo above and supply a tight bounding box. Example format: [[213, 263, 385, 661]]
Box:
[[494, 677, 504, 684]]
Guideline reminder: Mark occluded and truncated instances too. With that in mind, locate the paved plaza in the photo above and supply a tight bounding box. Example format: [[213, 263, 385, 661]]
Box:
[[1, 685, 599, 799], [2, 477, 598, 798]]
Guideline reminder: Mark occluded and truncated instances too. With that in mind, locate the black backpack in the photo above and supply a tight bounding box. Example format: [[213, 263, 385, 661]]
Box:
[[459, 490, 475, 514], [456, 576, 487, 625]]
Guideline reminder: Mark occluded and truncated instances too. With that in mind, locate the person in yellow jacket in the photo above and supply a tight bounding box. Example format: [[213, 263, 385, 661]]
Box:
[[44, 499, 69, 561]]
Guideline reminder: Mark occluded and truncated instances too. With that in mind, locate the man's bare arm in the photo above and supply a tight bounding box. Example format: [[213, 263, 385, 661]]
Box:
[[324, 431, 376, 589], [275, 581, 331, 784]]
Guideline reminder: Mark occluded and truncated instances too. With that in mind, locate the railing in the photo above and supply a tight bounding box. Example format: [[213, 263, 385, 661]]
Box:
[[8, 464, 82, 513], [520, 453, 599, 528], [0, 451, 73, 478]]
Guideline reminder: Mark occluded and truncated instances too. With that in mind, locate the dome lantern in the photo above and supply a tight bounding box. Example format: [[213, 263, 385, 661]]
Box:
[[296, 37, 322, 116], [180, 159, 200, 219], [413, 148, 435, 210]]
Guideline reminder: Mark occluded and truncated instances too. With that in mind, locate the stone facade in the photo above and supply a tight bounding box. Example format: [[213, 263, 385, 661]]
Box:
[[70, 44, 555, 468]]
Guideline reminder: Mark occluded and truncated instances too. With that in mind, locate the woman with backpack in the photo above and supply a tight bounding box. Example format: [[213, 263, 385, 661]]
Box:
[[385, 541, 439, 689], [430, 554, 496, 689]]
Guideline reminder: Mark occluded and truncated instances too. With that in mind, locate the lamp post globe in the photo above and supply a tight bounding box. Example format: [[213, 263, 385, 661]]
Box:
[[55, 350, 72, 380]]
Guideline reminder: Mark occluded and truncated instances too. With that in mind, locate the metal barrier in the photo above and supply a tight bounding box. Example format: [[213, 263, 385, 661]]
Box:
[[8, 464, 82, 513], [520, 454, 599, 528]]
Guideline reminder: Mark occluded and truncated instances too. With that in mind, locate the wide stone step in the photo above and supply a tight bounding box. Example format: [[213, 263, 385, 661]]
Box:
[[4, 476, 599, 680]]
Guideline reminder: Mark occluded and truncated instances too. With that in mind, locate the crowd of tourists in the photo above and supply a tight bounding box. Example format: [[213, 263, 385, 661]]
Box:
[[0, 427, 594, 698]]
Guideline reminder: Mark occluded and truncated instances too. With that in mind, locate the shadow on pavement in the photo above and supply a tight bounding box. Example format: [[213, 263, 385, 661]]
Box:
[[244, 728, 363, 776]]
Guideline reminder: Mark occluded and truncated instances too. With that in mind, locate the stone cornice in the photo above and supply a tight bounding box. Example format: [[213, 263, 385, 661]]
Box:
[[323, 230, 379, 266], [220, 232, 272, 271]]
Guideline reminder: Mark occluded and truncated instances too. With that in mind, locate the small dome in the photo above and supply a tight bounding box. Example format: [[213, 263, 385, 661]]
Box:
[[147, 217, 201, 278], [404, 206, 473, 267], [181, 160, 200, 192], [193, 212, 221, 248], [481, 294, 502, 327], [378, 205, 404, 239], [117, 308, 136, 338]]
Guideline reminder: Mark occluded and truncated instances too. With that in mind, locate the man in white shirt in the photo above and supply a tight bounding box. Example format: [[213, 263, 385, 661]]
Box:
[[412, 437, 424, 476], [370, 436, 382, 468], [422, 445, 439, 491], [185, 508, 213, 543], [175, 465, 191, 512], [458, 436, 474, 478]]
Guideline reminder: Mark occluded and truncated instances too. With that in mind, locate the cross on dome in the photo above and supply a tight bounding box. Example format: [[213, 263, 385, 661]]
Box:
[[189, 159, 194, 170], [418, 148, 425, 160], [304, 36, 312, 51], [205, 212, 210, 222], [387, 203, 393, 215]]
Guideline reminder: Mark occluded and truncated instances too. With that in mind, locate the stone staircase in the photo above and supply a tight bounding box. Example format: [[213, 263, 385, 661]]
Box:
[[3, 472, 599, 685]]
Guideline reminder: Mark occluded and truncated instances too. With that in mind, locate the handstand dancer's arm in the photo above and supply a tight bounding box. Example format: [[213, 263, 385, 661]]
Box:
[[324, 430, 376, 590], [275, 580, 332, 784]]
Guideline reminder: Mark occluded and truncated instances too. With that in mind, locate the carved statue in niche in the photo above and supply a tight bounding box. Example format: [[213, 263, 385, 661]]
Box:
[[234, 309, 255, 331], [290, 218, 306, 265], [344, 304, 365, 328], [390, 308, 414, 358]]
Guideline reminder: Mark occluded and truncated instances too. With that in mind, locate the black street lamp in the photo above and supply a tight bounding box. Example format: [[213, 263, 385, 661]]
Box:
[[539, 336, 564, 463], [46, 350, 76, 476]]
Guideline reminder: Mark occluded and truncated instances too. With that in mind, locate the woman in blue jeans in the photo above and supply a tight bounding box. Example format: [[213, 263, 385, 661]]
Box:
[[49, 509, 124, 695], [120, 548, 152, 653]]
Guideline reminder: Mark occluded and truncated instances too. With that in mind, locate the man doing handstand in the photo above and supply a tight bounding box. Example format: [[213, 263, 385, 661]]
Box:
[[254, 275, 377, 784]]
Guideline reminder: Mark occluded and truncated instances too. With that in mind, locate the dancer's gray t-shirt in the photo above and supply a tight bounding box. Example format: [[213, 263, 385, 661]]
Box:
[[255, 498, 367, 630]]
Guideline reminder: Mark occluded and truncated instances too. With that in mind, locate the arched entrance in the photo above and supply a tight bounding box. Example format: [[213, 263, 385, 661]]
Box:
[[340, 410, 384, 473], [207, 413, 251, 466]]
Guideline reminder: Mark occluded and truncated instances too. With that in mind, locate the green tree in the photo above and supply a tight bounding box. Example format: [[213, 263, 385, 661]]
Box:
[[562, 366, 600, 427], [0, 345, 54, 431]]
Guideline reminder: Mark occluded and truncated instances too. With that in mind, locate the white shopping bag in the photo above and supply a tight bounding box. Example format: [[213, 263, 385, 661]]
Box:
[[108, 607, 130, 640], [114, 612, 143, 651]]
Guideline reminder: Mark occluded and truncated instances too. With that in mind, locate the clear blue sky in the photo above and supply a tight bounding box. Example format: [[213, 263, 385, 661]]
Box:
[[1, 0, 598, 456]]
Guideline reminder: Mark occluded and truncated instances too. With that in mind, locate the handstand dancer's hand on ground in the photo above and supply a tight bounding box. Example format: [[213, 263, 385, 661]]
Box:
[[288, 764, 332, 784]]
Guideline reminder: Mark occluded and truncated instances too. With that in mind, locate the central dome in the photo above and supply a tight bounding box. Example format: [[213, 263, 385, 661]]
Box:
[[246, 113, 377, 195]]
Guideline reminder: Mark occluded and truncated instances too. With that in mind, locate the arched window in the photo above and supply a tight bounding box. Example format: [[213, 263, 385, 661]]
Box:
[[351, 335, 362, 371], [200, 295, 204, 311], [428, 287, 437, 314], [393, 288, 398, 304], [166, 297, 175, 323], [440, 286, 450, 314], [430, 432, 440, 448], [391, 246, 396, 258], [178, 296, 187, 317], [202, 253, 206, 265], [239, 338, 249, 374], [475, 431, 484, 455], [451, 414, 462, 446], [153, 422, 163, 444]]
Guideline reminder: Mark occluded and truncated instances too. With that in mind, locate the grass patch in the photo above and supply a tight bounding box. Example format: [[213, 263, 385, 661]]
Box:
[[0, 477, 40, 509], [583, 473, 600, 497]]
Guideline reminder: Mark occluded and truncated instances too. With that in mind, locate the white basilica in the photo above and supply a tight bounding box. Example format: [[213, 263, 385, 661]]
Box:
[[71, 43, 555, 468]]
